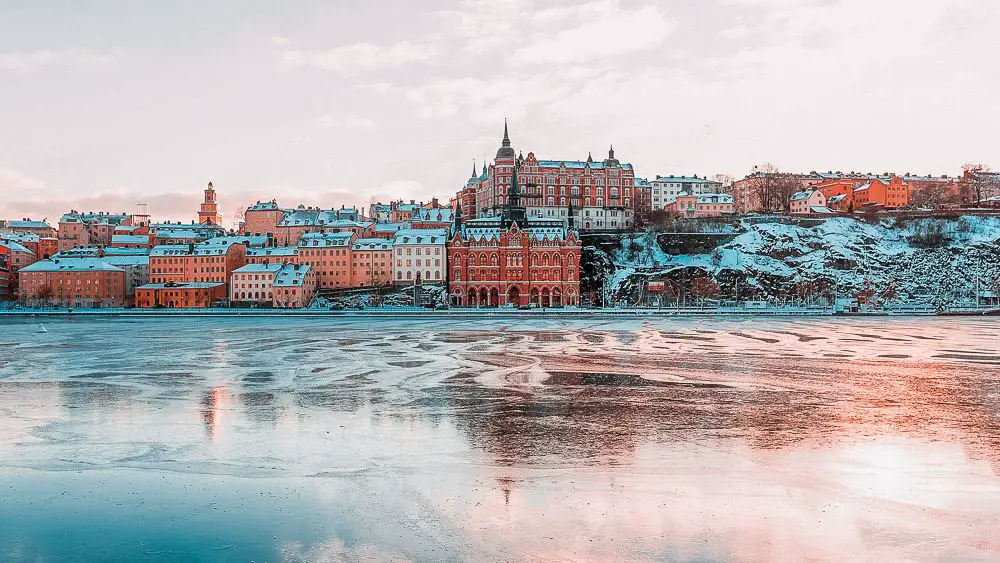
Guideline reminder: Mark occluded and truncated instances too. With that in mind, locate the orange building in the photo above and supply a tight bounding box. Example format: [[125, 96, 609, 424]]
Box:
[[198, 182, 222, 225], [296, 231, 355, 290], [852, 177, 911, 208], [148, 239, 246, 294], [350, 238, 394, 287], [136, 282, 227, 308], [19, 258, 126, 307]]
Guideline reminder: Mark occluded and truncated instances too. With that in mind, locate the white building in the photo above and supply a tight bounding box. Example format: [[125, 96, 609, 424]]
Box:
[[526, 205, 632, 232], [392, 228, 447, 285], [789, 190, 830, 215], [650, 176, 724, 209]]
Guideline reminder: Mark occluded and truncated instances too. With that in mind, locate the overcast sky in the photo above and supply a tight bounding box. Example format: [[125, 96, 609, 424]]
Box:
[[2, 0, 998, 227]]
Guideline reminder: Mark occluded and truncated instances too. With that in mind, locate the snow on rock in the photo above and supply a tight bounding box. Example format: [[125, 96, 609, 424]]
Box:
[[602, 216, 1000, 304]]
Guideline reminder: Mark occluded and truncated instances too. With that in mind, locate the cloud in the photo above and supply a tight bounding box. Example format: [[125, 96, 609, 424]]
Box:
[[0, 49, 115, 72], [318, 115, 379, 131], [511, 1, 675, 65], [283, 41, 437, 73]]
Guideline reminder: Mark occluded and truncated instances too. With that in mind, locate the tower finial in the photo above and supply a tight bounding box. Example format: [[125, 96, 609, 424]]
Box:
[[471, 159, 477, 179], [503, 119, 509, 143]]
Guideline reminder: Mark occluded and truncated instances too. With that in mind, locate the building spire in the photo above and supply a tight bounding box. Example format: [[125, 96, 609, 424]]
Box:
[[503, 119, 510, 144], [471, 160, 477, 179]]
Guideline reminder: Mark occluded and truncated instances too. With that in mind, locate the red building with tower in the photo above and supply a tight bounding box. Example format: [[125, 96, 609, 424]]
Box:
[[447, 160, 582, 308]]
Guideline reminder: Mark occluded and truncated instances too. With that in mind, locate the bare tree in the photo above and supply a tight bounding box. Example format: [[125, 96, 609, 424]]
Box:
[[747, 164, 803, 213], [690, 276, 721, 304], [963, 164, 1000, 204]]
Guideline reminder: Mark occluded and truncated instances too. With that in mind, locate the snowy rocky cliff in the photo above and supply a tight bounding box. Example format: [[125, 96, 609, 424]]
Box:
[[586, 216, 1000, 305]]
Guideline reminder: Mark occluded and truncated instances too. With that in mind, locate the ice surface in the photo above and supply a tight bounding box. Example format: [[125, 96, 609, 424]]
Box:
[[2, 316, 1000, 561]]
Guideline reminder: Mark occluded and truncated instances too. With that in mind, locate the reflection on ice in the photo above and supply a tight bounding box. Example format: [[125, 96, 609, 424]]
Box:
[[1, 316, 1000, 561]]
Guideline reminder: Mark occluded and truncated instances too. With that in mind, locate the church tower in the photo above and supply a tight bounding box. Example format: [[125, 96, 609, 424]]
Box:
[[198, 181, 222, 226]]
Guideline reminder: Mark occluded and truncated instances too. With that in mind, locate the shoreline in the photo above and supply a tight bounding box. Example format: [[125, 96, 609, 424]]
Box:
[[0, 307, 979, 319]]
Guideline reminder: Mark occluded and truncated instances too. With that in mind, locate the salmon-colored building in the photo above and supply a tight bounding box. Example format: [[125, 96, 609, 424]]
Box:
[[350, 238, 394, 287], [136, 282, 227, 308], [232, 262, 316, 307], [296, 231, 355, 290], [19, 258, 126, 307], [271, 264, 317, 308], [789, 190, 831, 215], [57, 211, 131, 252], [0, 241, 38, 298], [665, 193, 735, 218], [148, 239, 247, 295], [241, 200, 286, 237]]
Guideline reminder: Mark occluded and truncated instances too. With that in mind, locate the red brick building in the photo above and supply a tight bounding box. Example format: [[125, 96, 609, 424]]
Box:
[[459, 122, 643, 232], [448, 166, 581, 308], [19, 258, 126, 307]]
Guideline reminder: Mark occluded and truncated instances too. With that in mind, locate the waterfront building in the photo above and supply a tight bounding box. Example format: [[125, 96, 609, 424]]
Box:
[[272, 264, 317, 308], [19, 258, 126, 307], [274, 206, 348, 246], [350, 238, 394, 288], [296, 231, 355, 289], [650, 176, 724, 209], [57, 211, 131, 252], [151, 222, 225, 245], [0, 241, 36, 299], [198, 182, 222, 225], [665, 193, 735, 218], [789, 190, 830, 215], [135, 282, 226, 308], [148, 238, 247, 292], [459, 123, 641, 232], [241, 200, 286, 237], [447, 164, 581, 307], [392, 228, 447, 285]]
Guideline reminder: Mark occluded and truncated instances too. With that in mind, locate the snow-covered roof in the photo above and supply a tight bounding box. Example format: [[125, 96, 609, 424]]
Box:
[[374, 222, 410, 232], [21, 258, 123, 273], [0, 241, 33, 254], [246, 246, 298, 257], [59, 212, 129, 225], [153, 228, 207, 240], [1, 232, 40, 243], [537, 159, 634, 171], [272, 264, 311, 287], [111, 234, 149, 245], [278, 208, 339, 227], [99, 255, 149, 267], [203, 235, 269, 247], [247, 201, 282, 211], [697, 194, 733, 204], [139, 282, 224, 290], [652, 176, 721, 185], [7, 220, 52, 230], [393, 228, 448, 245], [412, 208, 455, 223], [828, 194, 848, 203], [352, 238, 394, 251], [298, 231, 354, 247], [233, 263, 283, 274], [790, 190, 818, 201], [809, 206, 836, 214]]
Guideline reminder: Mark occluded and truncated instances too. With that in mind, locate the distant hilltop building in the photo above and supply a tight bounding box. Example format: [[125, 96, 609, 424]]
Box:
[[455, 121, 647, 231], [198, 181, 222, 226]]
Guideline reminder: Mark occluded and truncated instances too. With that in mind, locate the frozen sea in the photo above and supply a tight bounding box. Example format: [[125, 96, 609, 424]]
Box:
[[2, 316, 1000, 562]]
